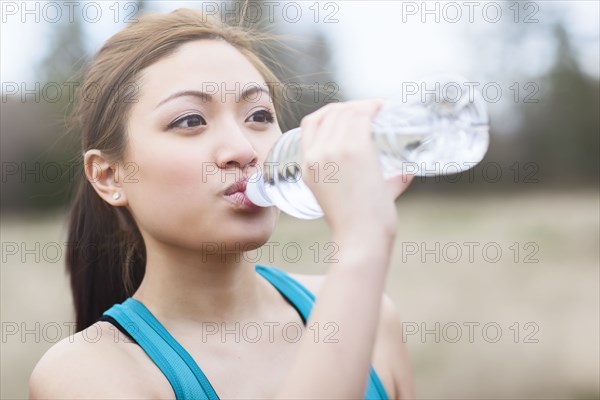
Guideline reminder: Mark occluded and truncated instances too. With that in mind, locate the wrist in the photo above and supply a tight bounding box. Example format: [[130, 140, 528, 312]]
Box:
[[331, 222, 396, 246], [331, 229, 396, 263], [328, 212, 398, 242]]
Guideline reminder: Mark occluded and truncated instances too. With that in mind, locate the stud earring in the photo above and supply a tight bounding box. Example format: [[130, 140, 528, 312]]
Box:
[[112, 192, 121, 200]]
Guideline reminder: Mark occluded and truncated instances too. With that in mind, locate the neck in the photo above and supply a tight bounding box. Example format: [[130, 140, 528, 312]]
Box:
[[132, 236, 269, 326]]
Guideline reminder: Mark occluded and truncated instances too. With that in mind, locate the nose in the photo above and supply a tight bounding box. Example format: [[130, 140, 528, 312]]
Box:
[[215, 123, 259, 171]]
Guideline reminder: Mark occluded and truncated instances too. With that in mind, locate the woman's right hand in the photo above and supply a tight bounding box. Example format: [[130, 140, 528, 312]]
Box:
[[299, 100, 400, 240]]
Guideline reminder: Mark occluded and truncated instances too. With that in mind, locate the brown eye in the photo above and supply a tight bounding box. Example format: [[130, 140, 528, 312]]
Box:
[[246, 110, 275, 124], [169, 114, 206, 129]]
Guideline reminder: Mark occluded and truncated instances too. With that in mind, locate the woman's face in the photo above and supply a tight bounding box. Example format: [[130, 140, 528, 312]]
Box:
[[120, 39, 281, 251]]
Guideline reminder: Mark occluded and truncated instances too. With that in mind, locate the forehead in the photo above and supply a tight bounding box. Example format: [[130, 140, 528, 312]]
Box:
[[137, 39, 268, 102]]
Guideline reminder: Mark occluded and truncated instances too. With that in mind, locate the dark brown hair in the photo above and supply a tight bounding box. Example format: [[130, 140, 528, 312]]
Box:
[[67, 8, 285, 332]]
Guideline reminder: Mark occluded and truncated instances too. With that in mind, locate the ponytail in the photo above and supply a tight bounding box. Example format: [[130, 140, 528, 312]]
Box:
[[66, 174, 145, 332]]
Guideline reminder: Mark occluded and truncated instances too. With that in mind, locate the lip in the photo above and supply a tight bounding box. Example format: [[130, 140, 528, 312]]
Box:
[[224, 178, 248, 196], [223, 178, 263, 211], [223, 191, 264, 211]]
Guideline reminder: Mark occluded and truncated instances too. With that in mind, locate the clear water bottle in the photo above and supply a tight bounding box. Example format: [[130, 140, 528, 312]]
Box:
[[245, 75, 490, 219]]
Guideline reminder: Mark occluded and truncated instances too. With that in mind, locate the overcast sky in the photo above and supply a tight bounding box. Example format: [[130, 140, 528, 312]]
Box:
[[2, 1, 598, 103]]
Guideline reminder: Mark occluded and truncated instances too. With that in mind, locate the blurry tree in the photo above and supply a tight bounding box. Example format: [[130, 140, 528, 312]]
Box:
[[0, 14, 88, 212], [1, 3, 148, 212], [519, 23, 599, 185], [135, 0, 148, 16], [411, 16, 599, 194]]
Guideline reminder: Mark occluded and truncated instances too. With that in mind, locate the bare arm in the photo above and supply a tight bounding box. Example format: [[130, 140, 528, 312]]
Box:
[[274, 100, 413, 399], [277, 234, 395, 399]]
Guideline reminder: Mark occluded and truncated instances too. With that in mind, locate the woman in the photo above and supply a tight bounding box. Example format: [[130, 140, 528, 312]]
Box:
[[29, 8, 414, 399]]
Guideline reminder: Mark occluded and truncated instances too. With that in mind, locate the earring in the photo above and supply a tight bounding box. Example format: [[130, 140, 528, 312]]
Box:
[[112, 192, 121, 200]]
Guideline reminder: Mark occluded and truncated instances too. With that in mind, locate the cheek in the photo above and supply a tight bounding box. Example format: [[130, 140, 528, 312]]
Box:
[[130, 141, 206, 199], [121, 136, 216, 239], [256, 131, 281, 162]]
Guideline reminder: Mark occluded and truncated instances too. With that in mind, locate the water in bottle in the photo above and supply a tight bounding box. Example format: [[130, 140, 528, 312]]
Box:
[[245, 75, 490, 219]]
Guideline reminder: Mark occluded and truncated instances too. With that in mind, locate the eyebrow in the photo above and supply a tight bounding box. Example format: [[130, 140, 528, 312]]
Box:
[[155, 85, 271, 109]]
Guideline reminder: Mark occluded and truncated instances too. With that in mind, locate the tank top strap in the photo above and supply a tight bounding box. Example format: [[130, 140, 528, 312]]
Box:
[[255, 264, 315, 323], [102, 264, 389, 400], [255, 265, 389, 400], [102, 298, 219, 400]]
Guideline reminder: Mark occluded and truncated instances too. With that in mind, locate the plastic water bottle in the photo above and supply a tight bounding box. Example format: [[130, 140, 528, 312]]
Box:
[[245, 75, 490, 219]]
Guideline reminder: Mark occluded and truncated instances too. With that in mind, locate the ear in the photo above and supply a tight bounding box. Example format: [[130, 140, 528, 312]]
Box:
[[83, 150, 128, 206]]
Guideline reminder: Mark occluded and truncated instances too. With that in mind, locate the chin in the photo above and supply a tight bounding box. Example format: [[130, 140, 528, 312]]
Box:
[[216, 208, 278, 248]]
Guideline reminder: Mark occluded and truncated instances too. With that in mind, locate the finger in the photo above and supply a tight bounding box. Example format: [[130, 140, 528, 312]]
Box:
[[300, 100, 384, 167], [386, 174, 415, 199], [318, 110, 375, 163], [318, 100, 382, 142], [301, 99, 382, 138], [300, 102, 342, 155]]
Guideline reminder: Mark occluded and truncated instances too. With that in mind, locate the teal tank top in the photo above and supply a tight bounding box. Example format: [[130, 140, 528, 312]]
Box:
[[102, 264, 389, 400]]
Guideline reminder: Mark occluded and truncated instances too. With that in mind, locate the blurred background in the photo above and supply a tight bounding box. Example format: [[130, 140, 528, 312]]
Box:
[[1, 1, 598, 399]]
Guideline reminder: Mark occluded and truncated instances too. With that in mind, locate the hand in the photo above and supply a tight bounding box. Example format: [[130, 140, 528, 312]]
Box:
[[299, 100, 405, 238], [385, 174, 415, 201]]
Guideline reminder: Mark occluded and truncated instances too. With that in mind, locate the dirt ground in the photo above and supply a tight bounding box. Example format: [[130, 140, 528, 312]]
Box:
[[2, 189, 599, 399]]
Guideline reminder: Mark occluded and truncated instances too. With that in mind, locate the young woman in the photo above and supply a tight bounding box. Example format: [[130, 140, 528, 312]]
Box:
[[29, 8, 414, 399]]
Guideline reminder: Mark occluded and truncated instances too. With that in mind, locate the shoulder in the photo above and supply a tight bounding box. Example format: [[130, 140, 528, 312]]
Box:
[[28, 321, 166, 399], [289, 272, 414, 399]]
